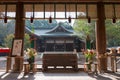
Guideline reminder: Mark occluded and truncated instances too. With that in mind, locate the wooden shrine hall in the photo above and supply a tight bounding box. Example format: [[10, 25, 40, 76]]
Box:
[[26, 23, 85, 52], [0, 0, 120, 73]]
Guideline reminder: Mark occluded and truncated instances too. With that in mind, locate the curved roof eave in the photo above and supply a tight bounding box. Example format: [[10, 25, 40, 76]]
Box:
[[25, 26, 77, 37], [46, 24, 73, 33], [25, 27, 40, 37]]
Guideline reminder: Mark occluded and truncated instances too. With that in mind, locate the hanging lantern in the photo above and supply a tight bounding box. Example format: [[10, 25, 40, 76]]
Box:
[[4, 16, 7, 23], [112, 4, 116, 23], [30, 16, 34, 23], [86, 4, 91, 23], [88, 17, 91, 23], [68, 3, 72, 23], [4, 4, 7, 23], [49, 16, 52, 23], [30, 4, 34, 23], [112, 17, 116, 23], [49, 3, 52, 23], [68, 16, 71, 23]]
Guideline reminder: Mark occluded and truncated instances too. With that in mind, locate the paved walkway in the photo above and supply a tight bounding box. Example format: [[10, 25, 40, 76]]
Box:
[[0, 71, 120, 80], [0, 52, 120, 80]]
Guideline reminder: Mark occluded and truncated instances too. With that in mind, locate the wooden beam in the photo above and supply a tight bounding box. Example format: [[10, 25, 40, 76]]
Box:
[[1, 0, 120, 4]]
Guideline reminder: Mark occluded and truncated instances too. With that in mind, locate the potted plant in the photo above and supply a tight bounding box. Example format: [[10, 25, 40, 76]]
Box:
[[84, 49, 95, 63], [25, 48, 37, 70], [82, 49, 96, 71]]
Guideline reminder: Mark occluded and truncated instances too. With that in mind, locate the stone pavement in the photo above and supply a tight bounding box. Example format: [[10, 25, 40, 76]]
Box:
[[0, 53, 120, 80], [0, 70, 120, 80]]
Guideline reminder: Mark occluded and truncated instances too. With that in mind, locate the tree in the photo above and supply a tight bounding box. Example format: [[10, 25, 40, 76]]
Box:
[[105, 20, 120, 47], [4, 34, 14, 48], [73, 19, 120, 47], [73, 19, 96, 41], [0, 20, 15, 46], [73, 20, 96, 49], [4, 33, 31, 49], [24, 33, 31, 49]]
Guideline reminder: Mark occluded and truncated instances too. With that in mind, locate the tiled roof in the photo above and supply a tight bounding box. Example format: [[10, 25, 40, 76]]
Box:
[[26, 25, 76, 37]]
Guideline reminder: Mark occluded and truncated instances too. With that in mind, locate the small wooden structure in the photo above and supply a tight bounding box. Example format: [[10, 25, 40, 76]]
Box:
[[26, 23, 84, 52], [42, 53, 78, 71]]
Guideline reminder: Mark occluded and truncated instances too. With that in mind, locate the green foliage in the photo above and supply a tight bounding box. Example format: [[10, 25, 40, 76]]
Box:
[[73, 19, 120, 47], [0, 20, 15, 47], [4, 34, 14, 48], [106, 20, 120, 47], [24, 33, 31, 49], [73, 19, 95, 40], [84, 50, 95, 61], [4, 33, 30, 49]]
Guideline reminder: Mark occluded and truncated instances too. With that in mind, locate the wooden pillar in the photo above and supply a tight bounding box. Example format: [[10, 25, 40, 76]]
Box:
[[15, 2, 25, 42], [96, 2, 107, 72], [14, 2, 25, 72], [15, 2, 25, 55]]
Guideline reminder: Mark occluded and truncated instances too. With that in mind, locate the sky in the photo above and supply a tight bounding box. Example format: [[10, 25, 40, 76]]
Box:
[[5, 12, 77, 26]]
